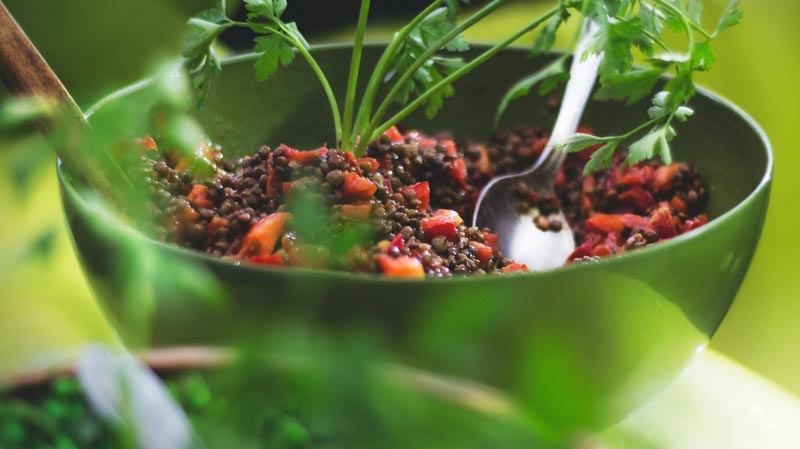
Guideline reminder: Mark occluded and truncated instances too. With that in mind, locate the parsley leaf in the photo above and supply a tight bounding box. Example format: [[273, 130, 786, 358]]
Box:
[[244, 0, 287, 21], [557, 133, 610, 153], [253, 34, 295, 81], [716, 0, 743, 34], [495, 54, 569, 128], [582, 142, 617, 175], [593, 68, 663, 104]]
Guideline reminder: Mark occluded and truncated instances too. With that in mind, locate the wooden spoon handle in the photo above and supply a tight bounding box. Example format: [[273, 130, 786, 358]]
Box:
[[0, 0, 85, 134], [0, 1, 133, 207]]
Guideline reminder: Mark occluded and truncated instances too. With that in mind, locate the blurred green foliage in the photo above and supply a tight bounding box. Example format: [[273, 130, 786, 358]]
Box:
[[0, 0, 798, 404]]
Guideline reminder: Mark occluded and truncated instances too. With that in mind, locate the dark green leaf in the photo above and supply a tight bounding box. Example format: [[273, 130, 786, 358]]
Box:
[[531, 9, 568, 56], [494, 55, 569, 128], [716, 0, 743, 33], [626, 126, 672, 165], [244, 0, 287, 21], [557, 133, 609, 153], [594, 68, 663, 105], [638, 3, 663, 36], [583, 142, 617, 175], [691, 40, 715, 71], [253, 34, 295, 81], [418, 7, 469, 52]]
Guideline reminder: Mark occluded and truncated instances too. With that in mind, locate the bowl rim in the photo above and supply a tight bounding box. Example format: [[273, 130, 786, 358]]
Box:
[[62, 43, 774, 285]]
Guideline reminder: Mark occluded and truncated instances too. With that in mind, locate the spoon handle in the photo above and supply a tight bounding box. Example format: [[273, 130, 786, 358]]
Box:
[[531, 21, 603, 175], [0, 0, 86, 135], [0, 1, 132, 206]]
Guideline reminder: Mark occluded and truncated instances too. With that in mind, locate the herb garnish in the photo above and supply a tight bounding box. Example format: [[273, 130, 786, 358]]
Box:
[[496, 0, 742, 174], [184, 0, 740, 167]]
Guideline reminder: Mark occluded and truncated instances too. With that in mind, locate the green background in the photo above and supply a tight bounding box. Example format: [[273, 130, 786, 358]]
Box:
[[0, 0, 798, 398]]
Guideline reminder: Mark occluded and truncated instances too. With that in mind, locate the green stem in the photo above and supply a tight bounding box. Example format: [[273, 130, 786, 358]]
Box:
[[341, 0, 371, 150], [277, 24, 343, 144], [236, 21, 343, 144], [351, 0, 445, 147], [358, 0, 510, 154], [366, 7, 560, 147]]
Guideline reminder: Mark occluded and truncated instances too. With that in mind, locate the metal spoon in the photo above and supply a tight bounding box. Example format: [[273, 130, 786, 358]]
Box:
[[473, 22, 602, 271]]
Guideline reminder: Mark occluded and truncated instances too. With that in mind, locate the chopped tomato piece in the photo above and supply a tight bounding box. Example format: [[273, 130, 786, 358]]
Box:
[[682, 214, 708, 233], [654, 163, 687, 192], [449, 157, 467, 188], [469, 241, 494, 264], [671, 195, 688, 213], [649, 203, 679, 239], [238, 212, 291, 258], [586, 213, 649, 234], [187, 184, 213, 209], [278, 144, 328, 165], [342, 171, 377, 200], [617, 165, 655, 187], [405, 181, 430, 210], [384, 126, 404, 143], [619, 187, 655, 211], [343, 151, 359, 168], [502, 263, 528, 273], [359, 157, 379, 173], [569, 233, 603, 260], [591, 244, 613, 257], [249, 253, 285, 266], [388, 234, 405, 253], [341, 203, 373, 220], [442, 139, 458, 157], [378, 255, 424, 279], [421, 209, 463, 241], [482, 232, 500, 251]]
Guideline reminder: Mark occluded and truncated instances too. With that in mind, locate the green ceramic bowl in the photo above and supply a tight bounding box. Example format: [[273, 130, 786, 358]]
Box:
[[58, 45, 772, 435]]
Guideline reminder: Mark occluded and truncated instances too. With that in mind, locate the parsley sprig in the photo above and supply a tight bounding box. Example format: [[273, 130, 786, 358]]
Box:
[[497, 0, 742, 174]]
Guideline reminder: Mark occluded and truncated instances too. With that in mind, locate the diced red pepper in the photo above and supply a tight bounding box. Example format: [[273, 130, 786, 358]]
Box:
[[649, 203, 679, 239], [442, 139, 458, 157], [238, 212, 291, 258], [671, 195, 688, 213], [654, 163, 687, 192], [586, 213, 650, 234], [187, 184, 213, 209], [482, 232, 500, 251], [591, 244, 613, 257], [384, 126, 404, 144], [469, 241, 494, 264], [359, 157, 379, 173], [682, 214, 708, 233], [502, 263, 529, 273], [449, 157, 467, 188], [340, 203, 373, 220], [405, 181, 430, 211], [569, 233, 603, 260], [343, 151, 359, 168], [616, 165, 655, 188], [278, 144, 328, 165], [619, 187, 655, 211], [378, 255, 425, 279], [388, 234, 405, 253], [342, 171, 377, 200], [249, 253, 285, 266], [421, 209, 463, 241]]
